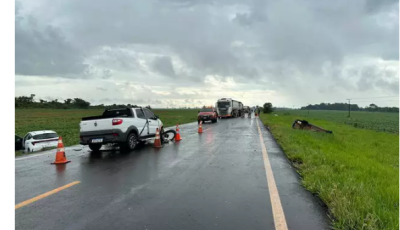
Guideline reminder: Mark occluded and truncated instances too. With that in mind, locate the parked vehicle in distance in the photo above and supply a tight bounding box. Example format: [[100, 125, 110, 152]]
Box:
[[198, 106, 218, 124], [215, 98, 243, 118], [79, 106, 164, 151], [15, 135, 23, 151], [22, 130, 59, 153]]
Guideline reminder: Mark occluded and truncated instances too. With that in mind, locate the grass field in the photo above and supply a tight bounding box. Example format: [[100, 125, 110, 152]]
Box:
[[15, 109, 198, 153], [260, 111, 399, 230], [283, 110, 399, 134]]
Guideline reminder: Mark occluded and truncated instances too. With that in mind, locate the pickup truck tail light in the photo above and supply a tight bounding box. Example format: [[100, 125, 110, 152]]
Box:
[[112, 119, 123, 126]]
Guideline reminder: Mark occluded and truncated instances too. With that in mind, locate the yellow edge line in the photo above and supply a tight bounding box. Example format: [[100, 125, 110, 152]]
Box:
[[15, 181, 81, 209], [256, 119, 288, 230]]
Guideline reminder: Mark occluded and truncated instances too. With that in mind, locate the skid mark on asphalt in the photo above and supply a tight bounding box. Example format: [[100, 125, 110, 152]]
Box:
[[256, 119, 288, 230], [15, 181, 81, 209]]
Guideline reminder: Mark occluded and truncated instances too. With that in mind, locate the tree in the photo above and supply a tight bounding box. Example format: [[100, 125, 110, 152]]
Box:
[[64, 98, 73, 105], [72, 98, 90, 109], [146, 105, 152, 109], [263, 102, 273, 114]]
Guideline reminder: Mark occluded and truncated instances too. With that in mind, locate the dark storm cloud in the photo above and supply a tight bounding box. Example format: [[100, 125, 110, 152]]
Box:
[[15, 0, 399, 96], [356, 65, 399, 93], [15, 7, 88, 77], [152, 56, 176, 77], [364, 0, 399, 13], [375, 78, 400, 94]]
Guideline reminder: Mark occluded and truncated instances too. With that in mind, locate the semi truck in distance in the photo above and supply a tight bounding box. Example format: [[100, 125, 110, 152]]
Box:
[[215, 98, 243, 118]]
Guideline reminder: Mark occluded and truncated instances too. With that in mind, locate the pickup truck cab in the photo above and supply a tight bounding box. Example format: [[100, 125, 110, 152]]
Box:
[[79, 107, 164, 151], [197, 107, 218, 124]]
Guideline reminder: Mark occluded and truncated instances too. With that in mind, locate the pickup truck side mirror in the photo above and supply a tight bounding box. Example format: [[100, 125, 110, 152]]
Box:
[[153, 115, 159, 119]]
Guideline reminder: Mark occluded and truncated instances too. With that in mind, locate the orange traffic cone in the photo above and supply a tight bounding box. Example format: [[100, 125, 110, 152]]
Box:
[[52, 137, 70, 164], [175, 124, 182, 141], [198, 121, 203, 134], [153, 128, 162, 148]]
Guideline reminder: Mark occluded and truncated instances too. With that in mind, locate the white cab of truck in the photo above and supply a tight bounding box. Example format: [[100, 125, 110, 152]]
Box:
[[79, 107, 164, 151]]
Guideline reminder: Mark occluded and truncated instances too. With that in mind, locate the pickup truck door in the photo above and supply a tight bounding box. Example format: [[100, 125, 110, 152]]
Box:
[[143, 108, 159, 134], [134, 109, 149, 136]]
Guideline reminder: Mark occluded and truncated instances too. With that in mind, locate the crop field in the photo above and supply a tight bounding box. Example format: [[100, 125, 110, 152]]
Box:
[[279, 110, 399, 134], [260, 111, 399, 230], [15, 108, 198, 153]]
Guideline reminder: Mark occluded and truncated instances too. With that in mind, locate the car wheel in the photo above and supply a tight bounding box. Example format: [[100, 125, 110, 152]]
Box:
[[126, 132, 138, 150], [89, 144, 102, 152]]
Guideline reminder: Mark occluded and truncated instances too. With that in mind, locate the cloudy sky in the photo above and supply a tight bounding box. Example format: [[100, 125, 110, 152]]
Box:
[[15, 0, 399, 108]]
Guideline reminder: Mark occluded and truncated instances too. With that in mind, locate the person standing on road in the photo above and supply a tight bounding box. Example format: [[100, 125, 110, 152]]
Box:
[[257, 107, 260, 115]]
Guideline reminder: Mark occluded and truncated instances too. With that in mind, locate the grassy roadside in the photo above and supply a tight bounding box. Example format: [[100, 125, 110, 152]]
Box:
[[15, 109, 198, 156], [260, 113, 399, 230]]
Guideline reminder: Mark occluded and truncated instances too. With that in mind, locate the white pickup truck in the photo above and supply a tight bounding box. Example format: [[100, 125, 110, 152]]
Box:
[[79, 107, 164, 151]]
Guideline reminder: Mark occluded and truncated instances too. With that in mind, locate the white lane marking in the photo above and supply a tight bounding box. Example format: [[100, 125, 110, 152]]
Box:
[[256, 118, 288, 230]]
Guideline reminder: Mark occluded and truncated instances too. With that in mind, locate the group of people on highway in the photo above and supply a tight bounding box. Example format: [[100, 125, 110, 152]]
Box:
[[243, 106, 261, 118]]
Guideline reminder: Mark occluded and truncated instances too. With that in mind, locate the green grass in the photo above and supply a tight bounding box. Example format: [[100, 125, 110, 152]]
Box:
[[260, 112, 399, 230], [15, 108, 198, 155], [283, 110, 399, 134]]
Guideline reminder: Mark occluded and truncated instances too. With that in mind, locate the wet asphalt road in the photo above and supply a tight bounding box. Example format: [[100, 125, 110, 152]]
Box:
[[15, 115, 330, 230]]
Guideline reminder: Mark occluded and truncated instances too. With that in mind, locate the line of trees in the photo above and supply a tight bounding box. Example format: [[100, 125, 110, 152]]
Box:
[[300, 103, 399, 113], [15, 95, 91, 109], [15, 95, 152, 110], [15, 95, 399, 113]]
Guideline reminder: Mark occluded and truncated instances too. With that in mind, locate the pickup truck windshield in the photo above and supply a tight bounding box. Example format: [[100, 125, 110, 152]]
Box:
[[217, 102, 230, 108]]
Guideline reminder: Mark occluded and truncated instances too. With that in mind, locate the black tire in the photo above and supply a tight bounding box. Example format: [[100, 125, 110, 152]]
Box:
[[125, 132, 139, 150], [89, 144, 102, 152], [160, 127, 165, 144], [212, 118, 217, 123]]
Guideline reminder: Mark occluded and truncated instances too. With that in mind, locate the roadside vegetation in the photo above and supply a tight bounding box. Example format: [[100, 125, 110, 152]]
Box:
[[260, 111, 399, 230], [15, 108, 198, 155]]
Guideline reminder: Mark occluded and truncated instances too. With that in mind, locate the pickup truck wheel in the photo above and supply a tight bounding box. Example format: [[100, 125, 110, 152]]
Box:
[[126, 132, 138, 150], [89, 144, 102, 152]]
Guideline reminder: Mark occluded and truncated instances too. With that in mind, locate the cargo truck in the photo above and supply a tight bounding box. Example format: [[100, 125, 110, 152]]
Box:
[[215, 98, 243, 118]]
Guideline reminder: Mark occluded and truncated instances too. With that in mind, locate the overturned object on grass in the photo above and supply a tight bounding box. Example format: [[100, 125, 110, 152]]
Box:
[[292, 119, 333, 134]]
